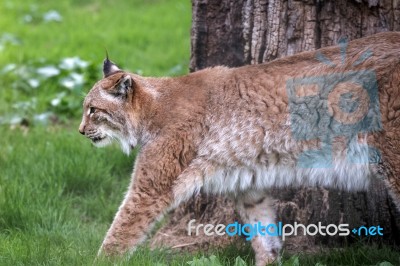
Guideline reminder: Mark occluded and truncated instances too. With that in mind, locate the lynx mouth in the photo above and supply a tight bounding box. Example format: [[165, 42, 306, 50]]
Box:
[[91, 136, 106, 143]]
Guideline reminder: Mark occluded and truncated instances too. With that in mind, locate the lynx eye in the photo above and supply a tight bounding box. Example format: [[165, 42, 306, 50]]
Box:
[[89, 106, 96, 115]]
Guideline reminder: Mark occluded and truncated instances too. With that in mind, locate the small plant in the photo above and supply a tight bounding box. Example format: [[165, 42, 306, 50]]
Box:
[[21, 5, 63, 24], [186, 255, 248, 266], [0, 56, 97, 126], [187, 255, 222, 266]]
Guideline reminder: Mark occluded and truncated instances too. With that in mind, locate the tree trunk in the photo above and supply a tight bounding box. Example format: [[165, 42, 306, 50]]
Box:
[[151, 0, 400, 253]]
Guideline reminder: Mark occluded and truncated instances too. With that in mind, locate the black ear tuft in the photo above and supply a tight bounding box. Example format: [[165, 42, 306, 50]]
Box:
[[103, 51, 121, 77]]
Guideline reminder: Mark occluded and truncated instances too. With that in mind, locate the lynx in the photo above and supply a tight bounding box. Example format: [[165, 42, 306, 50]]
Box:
[[79, 32, 400, 266]]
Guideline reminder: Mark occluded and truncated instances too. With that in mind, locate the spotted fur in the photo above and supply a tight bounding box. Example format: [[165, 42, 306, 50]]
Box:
[[79, 32, 400, 266]]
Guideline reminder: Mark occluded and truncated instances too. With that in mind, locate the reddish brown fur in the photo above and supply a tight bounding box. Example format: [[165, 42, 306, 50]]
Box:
[[79, 32, 400, 265]]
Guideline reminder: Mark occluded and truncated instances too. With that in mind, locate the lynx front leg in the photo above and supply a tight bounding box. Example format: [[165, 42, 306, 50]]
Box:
[[99, 137, 193, 256], [236, 192, 281, 266], [99, 177, 171, 256]]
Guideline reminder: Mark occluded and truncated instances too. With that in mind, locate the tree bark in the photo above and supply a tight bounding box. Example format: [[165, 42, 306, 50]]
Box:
[[151, 0, 400, 252]]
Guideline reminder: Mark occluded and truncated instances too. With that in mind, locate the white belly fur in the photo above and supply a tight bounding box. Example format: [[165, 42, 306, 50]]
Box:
[[200, 127, 374, 195], [203, 161, 372, 195]]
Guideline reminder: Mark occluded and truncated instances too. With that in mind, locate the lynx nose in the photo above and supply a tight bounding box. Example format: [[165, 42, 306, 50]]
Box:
[[78, 123, 85, 135]]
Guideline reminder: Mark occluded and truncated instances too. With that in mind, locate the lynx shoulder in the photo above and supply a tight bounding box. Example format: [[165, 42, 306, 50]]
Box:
[[79, 32, 400, 266]]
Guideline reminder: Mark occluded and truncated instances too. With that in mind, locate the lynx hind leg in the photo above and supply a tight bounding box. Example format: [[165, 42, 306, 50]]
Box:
[[378, 130, 400, 210], [380, 66, 400, 210], [236, 192, 281, 266]]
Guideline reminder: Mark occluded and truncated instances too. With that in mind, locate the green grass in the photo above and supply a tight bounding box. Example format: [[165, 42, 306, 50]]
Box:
[[0, 0, 399, 265], [0, 0, 191, 121], [0, 0, 190, 75], [291, 244, 400, 266], [0, 126, 131, 264]]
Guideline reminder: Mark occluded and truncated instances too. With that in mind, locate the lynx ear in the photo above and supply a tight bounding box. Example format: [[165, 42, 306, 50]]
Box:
[[103, 52, 121, 77], [112, 75, 133, 98]]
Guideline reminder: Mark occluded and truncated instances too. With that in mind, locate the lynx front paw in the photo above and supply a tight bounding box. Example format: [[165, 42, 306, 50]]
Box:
[[97, 239, 127, 257], [255, 252, 279, 266], [252, 236, 281, 266]]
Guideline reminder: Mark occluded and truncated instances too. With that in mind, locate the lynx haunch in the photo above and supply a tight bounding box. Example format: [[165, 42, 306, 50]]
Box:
[[79, 32, 400, 266]]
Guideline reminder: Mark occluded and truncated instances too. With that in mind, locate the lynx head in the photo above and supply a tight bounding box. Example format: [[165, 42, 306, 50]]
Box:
[[79, 56, 142, 155]]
